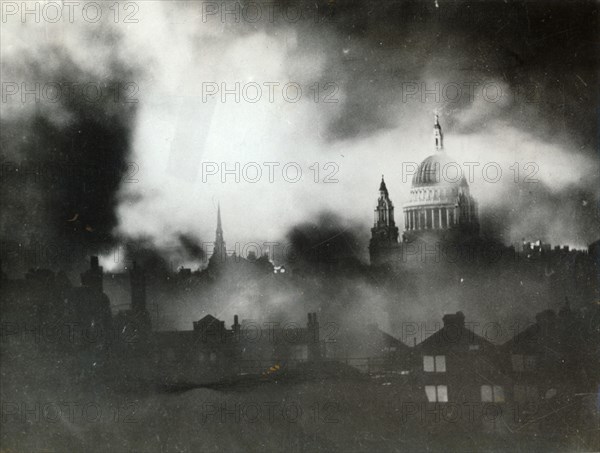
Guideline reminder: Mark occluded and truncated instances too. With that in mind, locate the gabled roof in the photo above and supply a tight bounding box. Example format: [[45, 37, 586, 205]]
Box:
[[196, 314, 221, 325], [379, 329, 412, 351], [415, 313, 496, 352], [416, 323, 494, 352]]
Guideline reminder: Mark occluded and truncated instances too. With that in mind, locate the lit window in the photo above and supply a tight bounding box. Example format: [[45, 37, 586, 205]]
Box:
[[423, 355, 446, 372], [425, 385, 448, 402], [423, 356, 434, 372], [481, 385, 505, 402], [481, 385, 493, 402], [493, 385, 505, 402], [435, 355, 446, 372], [545, 388, 557, 399], [437, 385, 448, 402]]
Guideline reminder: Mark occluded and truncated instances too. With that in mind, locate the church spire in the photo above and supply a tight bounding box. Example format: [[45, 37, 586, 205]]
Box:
[[434, 112, 444, 151], [216, 203, 222, 236], [212, 203, 226, 263]]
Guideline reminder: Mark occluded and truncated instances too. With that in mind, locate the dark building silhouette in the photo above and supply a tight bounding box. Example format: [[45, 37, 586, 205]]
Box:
[[501, 302, 599, 437], [413, 311, 511, 432], [130, 260, 147, 314], [113, 261, 152, 346], [321, 322, 412, 374], [80, 255, 103, 292], [0, 257, 113, 360]]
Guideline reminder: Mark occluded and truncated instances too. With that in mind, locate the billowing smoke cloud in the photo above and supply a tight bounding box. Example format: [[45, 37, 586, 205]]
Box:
[[111, 0, 597, 267], [1, 20, 141, 275], [1, 0, 597, 278], [285, 212, 368, 267]]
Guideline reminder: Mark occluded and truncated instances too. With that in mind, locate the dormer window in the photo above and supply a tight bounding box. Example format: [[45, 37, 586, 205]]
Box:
[[423, 355, 446, 372]]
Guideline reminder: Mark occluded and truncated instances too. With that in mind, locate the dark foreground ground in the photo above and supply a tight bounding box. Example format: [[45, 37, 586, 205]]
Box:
[[1, 346, 597, 452]]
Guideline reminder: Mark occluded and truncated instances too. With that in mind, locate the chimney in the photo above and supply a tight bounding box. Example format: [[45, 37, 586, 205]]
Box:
[[130, 260, 147, 314], [232, 314, 240, 334], [442, 311, 465, 328], [81, 255, 103, 292]]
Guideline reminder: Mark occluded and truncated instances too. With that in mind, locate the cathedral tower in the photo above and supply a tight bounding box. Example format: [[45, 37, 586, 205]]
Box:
[[369, 176, 401, 266]]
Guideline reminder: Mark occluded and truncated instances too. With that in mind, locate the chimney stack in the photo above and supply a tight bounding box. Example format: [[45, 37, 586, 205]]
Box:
[[81, 255, 103, 292], [130, 260, 147, 314], [442, 311, 465, 328], [232, 314, 240, 334]]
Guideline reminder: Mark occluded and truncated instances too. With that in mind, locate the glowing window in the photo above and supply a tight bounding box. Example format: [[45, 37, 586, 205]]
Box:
[[423, 355, 446, 372], [425, 385, 448, 402], [481, 385, 505, 402]]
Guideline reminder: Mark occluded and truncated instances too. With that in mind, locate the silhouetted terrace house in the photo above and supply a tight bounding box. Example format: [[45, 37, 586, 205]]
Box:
[[145, 314, 241, 385], [1, 257, 113, 357], [0, 269, 62, 346], [80, 256, 103, 292], [59, 256, 113, 352], [238, 313, 322, 374], [501, 303, 599, 439], [413, 312, 511, 432], [326, 323, 412, 374]]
